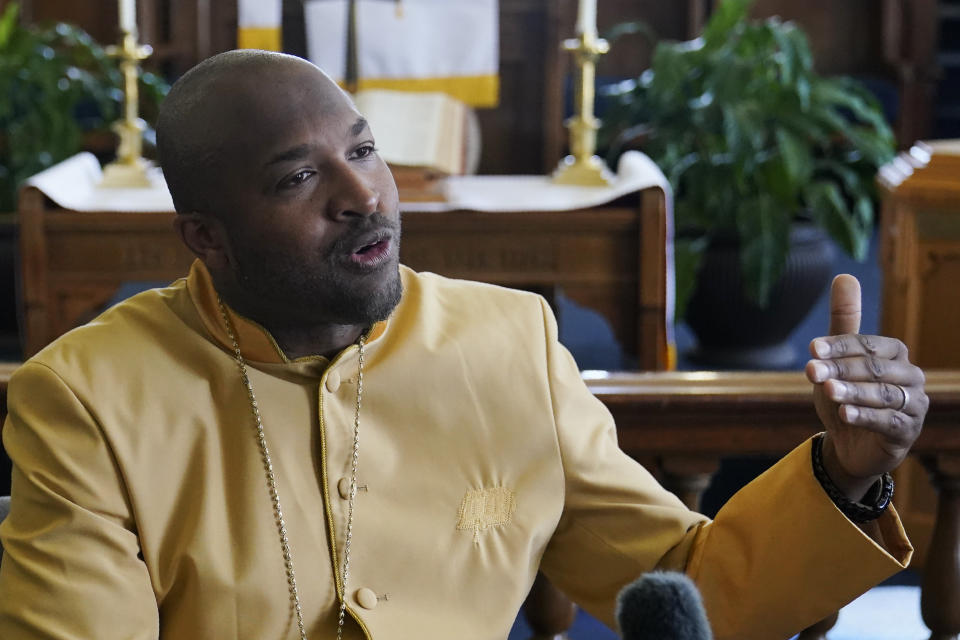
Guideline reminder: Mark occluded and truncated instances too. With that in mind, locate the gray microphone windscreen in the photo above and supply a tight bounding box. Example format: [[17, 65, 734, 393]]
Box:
[[615, 571, 713, 640]]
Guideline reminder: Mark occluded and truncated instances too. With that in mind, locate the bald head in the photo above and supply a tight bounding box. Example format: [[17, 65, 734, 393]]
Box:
[[157, 50, 350, 214]]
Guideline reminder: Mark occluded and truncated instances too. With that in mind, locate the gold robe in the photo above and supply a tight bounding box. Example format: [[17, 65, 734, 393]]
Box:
[[0, 261, 912, 639]]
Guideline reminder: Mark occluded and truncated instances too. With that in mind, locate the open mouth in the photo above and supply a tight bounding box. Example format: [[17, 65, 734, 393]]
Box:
[[349, 235, 392, 267], [354, 239, 386, 255]]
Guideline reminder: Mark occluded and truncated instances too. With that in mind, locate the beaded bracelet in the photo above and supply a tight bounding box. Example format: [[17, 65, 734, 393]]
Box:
[[811, 433, 894, 524]]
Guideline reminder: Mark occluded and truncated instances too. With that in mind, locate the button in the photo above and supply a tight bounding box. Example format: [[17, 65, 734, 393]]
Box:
[[338, 477, 350, 500], [325, 370, 341, 393], [356, 587, 378, 610]]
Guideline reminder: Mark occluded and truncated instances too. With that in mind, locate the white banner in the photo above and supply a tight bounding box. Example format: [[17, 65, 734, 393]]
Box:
[[238, 0, 281, 28], [304, 0, 499, 106]]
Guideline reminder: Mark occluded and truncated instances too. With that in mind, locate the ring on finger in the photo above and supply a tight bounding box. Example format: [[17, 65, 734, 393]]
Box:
[[895, 384, 909, 412]]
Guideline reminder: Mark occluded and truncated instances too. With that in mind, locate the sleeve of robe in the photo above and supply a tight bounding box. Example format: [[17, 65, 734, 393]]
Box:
[[533, 297, 913, 640], [0, 361, 159, 639]]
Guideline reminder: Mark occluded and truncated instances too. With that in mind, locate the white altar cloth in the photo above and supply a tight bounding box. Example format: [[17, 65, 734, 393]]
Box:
[[26, 155, 174, 213], [26, 151, 669, 215], [410, 151, 670, 213]]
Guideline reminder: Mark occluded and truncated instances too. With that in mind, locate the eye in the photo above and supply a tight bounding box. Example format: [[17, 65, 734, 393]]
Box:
[[352, 144, 378, 160], [279, 169, 315, 190]]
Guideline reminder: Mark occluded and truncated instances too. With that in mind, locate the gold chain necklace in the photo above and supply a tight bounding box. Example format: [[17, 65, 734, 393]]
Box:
[[218, 299, 365, 640]]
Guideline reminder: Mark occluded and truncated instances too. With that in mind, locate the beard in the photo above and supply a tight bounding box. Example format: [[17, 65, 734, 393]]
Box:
[[227, 212, 403, 328]]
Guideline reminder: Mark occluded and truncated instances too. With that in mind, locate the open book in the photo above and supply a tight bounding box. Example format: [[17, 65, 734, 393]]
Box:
[[353, 90, 469, 198]]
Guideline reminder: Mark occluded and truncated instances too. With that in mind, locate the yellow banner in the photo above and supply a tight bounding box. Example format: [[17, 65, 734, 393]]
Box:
[[237, 27, 281, 52], [351, 75, 499, 108]]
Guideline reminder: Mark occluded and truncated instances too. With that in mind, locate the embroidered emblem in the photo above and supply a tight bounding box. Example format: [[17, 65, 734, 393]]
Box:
[[456, 487, 517, 544]]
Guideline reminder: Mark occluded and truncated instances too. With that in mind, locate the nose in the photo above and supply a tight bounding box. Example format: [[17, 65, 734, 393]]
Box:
[[325, 159, 379, 220]]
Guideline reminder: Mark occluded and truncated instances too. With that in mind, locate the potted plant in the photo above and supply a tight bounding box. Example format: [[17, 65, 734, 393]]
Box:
[[0, 3, 168, 358], [0, 2, 169, 212], [599, 0, 895, 367]]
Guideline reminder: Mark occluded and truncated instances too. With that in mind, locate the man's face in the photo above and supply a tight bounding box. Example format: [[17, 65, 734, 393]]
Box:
[[208, 66, 402, 328]]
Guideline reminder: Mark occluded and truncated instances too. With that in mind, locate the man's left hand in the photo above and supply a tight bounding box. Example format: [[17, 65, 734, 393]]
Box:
[[805, 275, 928, 501]]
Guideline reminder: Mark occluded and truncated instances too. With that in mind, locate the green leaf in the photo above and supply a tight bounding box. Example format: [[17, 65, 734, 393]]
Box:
[[674, 236, 709, 320], [759, 156, 794, 202], [735, 194, 791, 306], [804, 180, 869, 260], [775, 128, 812, 185], [649, 41, 698, 102], [0, 2, 19, 50], [854, 195, 874, 228], [795, 76, 811, 111], [815, 159, 865, 198], [771, 21, 797, 85], [721, 105, 743, 154], [704, 0, 755, 45], [785, 23, 814, 72], [814, 77, 893, 136]]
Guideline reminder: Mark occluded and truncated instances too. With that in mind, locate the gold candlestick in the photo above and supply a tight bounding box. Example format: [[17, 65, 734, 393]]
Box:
[[553, 30, 614, 186], [100, 29, 154, 188]]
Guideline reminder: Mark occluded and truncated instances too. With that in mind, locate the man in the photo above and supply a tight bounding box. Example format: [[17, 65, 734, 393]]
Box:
[[0, 51, 927, 639]]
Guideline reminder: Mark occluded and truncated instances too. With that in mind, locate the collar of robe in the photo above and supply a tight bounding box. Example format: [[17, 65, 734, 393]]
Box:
[[185, 259, 388, 367]]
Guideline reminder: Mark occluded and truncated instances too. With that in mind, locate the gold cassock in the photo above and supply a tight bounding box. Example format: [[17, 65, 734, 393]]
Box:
[[0, 261, 910, 639]]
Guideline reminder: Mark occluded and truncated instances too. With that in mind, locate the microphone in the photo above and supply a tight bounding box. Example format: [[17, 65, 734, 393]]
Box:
[[616, 571, 713, 640]]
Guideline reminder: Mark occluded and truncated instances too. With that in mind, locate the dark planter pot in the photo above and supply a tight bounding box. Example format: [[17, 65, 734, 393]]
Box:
[[685, 223, 836, 369]]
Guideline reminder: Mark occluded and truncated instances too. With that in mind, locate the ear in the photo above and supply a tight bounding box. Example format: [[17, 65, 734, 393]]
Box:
[[174, 213, 232, 272]]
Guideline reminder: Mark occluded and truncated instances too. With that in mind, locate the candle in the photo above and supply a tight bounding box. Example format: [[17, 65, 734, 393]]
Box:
[[576, 0, 597, 37], [119, 0, 136, 33]]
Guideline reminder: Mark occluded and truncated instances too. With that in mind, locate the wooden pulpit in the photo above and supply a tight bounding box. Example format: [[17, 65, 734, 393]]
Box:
[[878, 140, 960, 639], [878, 140, 960, 368]]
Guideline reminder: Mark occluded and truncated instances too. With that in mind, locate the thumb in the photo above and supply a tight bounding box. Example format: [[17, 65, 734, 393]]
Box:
[[828, 274, 862, 336]]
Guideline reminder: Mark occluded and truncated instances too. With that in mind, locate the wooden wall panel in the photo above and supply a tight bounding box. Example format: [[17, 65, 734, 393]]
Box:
[[596, 0, 690, 77], [140, 0, 237, 78], [479, 0, 559, 174], [751, 0, 885, 75], [6, 0, 119, 44]]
